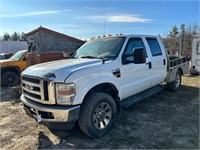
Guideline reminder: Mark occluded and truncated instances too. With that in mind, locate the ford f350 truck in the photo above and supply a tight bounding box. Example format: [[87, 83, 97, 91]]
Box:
[[20, 35, 189, 138]]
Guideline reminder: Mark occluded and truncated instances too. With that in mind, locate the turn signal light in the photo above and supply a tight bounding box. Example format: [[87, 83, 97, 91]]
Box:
[[57, 88, 75, 95]]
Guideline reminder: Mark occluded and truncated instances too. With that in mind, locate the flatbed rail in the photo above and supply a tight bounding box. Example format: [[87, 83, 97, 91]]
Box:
[[168, 57, 190, 68], [165, 56, 190, 82]]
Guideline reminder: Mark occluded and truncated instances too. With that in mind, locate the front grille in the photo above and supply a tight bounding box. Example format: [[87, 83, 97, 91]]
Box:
[[22, 76, 55, 104]]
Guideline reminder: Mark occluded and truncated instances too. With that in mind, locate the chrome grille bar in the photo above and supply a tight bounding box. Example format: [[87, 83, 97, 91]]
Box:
[[22, 86, 41, 95], [22, 80, 41, 87], [21, 75, 55, 104]]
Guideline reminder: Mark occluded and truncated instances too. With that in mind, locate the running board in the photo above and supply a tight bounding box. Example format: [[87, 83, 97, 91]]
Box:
[[121, 85, 164, 108]]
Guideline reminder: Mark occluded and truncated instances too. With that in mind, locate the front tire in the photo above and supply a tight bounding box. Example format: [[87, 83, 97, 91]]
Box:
[[78, 92, 117, 138], [1, 71, 20, 87], [167, 70, 182, 91]]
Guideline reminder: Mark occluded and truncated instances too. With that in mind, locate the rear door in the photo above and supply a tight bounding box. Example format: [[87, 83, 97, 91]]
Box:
[[120, 37, 152, 99], [145, 37, 167, 86]]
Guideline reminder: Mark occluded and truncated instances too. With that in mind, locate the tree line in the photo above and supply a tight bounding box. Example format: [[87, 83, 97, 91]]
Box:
[[162, 23, 200, 56], [0, 32, 26, 41], [1, 23, 200, 57]]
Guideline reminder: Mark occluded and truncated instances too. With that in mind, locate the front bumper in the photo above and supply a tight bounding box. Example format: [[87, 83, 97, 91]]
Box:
[[20, 94, 80, 122]]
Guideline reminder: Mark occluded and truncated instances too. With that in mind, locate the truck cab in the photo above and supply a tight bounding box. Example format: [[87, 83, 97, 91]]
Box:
[[20, 35, 188, 138]]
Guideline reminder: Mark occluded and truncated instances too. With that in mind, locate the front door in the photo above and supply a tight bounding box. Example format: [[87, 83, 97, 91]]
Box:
[[120, 37, 152, 99]]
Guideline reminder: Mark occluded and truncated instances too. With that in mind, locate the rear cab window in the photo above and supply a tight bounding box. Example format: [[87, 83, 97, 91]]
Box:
[[146, 38, 162, 56]]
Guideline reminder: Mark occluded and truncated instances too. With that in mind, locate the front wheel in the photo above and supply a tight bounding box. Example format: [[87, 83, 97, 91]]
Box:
[[1, 71, 20, 87], [78, 92, 117, 138], [167, 70, 182, 91]]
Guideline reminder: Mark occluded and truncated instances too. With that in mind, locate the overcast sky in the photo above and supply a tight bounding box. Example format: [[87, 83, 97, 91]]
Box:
[[0, 0, 199, 39]]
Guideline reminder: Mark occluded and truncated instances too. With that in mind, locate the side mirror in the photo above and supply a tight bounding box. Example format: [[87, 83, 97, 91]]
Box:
[[133, 47, 146, 64]]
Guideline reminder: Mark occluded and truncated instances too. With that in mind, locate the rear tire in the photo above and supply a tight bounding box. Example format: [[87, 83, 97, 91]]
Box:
[[167, 70, 182, 91], [78, 92, 117, 138], [1, 71, 20, 87]]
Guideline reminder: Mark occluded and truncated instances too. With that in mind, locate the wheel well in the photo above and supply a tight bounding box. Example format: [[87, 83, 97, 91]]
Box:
[[178, 68, 183, 75], [83, 83, 121, 113], [1, 67, 20, 76]]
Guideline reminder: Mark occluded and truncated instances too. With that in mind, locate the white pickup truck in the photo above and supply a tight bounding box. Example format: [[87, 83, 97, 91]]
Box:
[[20, 34, 189, 138]]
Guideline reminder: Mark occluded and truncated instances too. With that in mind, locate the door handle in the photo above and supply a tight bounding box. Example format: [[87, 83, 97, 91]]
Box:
[[146, 62, 152, 69], [163, 59, 166, 65], [112, 68, 121, 78]]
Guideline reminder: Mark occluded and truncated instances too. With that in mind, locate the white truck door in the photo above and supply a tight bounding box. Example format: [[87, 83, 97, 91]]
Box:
[[120, 37, 152, 99], [145, 37, 167, 86]]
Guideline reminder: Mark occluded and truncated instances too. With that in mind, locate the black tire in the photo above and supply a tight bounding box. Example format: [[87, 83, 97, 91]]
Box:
[[1, 71, 20, 87], [167, 70, 182, 91], [78, 92, 117, 138]]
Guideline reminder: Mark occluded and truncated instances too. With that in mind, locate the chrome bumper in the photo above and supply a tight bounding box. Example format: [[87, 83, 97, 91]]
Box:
[[20, 94, 80, 122]]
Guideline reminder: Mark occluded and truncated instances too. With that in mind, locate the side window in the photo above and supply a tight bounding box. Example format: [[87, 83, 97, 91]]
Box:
[[23, 55, 26, 61], [122, 38, 146, 65], [146, 38, 162, 56], [22, 54, 27, 61]]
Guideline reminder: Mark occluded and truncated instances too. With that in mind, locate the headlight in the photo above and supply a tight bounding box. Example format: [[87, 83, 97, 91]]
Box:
[[56, 83, 76, 105]]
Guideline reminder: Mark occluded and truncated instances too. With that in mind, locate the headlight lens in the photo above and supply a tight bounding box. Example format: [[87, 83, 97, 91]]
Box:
[[56, 83, 76, 105]]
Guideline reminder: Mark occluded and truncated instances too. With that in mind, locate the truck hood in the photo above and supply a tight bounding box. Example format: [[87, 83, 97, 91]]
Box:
[[0, 59, 16, 67], [22, 58, 103, 82]]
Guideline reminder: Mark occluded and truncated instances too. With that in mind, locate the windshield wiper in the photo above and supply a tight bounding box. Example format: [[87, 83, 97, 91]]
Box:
[[80, 56, 106, 64]]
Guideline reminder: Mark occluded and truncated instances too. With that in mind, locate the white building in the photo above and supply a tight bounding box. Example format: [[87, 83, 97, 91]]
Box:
[[0, 40, 28, 53]]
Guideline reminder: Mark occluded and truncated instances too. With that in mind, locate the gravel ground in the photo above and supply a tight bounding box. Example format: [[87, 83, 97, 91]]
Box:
[[0, 75, 199, 149]]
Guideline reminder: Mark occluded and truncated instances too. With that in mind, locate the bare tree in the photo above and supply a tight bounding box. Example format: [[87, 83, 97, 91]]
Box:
[[180, 24, 186, 55], [163, 23, 200, 57]]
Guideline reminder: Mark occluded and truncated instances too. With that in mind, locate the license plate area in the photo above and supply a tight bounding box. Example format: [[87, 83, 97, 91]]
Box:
[[23, 104, 54, 121]]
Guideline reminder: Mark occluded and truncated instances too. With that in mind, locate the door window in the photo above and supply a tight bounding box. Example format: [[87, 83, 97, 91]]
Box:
[[146, 38, 162, 56], [122, 38, 146, 65]]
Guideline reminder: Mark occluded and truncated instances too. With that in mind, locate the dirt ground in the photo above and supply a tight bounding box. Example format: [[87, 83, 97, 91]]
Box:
[[0, 75, 199, 149]]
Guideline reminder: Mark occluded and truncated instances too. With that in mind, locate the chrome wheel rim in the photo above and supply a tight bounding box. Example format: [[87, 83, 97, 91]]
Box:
[[93, 102, 112, 130], [175, 73, 181, 88]]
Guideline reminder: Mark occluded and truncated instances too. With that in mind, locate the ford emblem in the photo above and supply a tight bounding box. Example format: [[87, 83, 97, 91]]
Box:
[[25, 84, 33, 90]]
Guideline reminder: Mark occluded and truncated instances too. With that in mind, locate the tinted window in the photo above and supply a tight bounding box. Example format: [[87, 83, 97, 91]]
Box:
[[0, 55, 5, 60], [122, 38, 145, 64], [146, 38, 162, 56]]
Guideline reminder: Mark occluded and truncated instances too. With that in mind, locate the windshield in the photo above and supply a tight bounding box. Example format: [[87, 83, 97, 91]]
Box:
[[10, 51, 25, 61], [75, 37, 125, 60], [0, 55, 6, 60]]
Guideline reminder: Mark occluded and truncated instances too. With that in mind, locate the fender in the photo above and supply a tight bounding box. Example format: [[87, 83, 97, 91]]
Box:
[[1, 66, 21, 75], [68, 73, 122, 105]]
